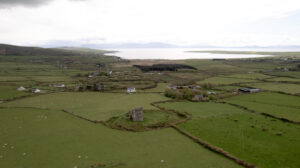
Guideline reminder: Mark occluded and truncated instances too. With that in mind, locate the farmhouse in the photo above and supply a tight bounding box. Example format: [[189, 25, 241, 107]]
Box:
[[130, 107, 143, 122], [17, 86, 26, 91], [127, 87, 136, 93], [238, 87, 260, 93], [30, 88, 41, 93]]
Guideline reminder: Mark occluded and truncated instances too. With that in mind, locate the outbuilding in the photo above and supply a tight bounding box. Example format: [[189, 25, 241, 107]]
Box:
[[127, 87, 136, 93], [17, 86, 26, 91], [30, 88, 41, 93], [238, 88, 260, 93]]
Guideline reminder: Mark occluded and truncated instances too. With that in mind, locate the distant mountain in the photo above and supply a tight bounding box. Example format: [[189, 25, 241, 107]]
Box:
[[41, 41, 300, 50], [0, 44, 111, 57], [42, 41, 217, 49]]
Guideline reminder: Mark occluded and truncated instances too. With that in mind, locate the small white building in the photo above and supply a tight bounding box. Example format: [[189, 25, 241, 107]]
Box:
[[30, 88, 41, 93], [127, 87, 136, 93], [17, 86, 26, 91], [52, 84, 65, 88]]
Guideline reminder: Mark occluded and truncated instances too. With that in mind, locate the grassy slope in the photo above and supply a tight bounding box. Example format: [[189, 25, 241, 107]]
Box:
[[0, 107, 241, 168], [161, 102, 300, 168], [223, 92, 300, 121], [1, 92, 170, 121]]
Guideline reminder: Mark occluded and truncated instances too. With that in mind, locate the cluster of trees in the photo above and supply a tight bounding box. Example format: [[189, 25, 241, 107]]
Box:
[[134, 64, 197, 72]]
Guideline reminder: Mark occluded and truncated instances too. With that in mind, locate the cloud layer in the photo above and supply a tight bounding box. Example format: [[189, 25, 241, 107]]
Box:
[[0, 0, 85, 8], [0, 0, 300, 47]]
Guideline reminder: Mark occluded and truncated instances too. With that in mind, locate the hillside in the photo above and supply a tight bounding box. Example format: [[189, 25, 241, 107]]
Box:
[[0, 44, 113, 57]]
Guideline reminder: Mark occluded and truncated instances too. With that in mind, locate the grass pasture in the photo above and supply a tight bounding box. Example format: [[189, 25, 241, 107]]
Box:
[[0, 86, 32, 100], [0, 92, 170, 121], [161, 102, 300, 168], [109, 110, 185, 131], [245, 82, 300, 94], [265, 71, 300, 79], [197, 76, 257, 85], [0, 107, 241, 168], [266, 77, 300, 82], [28, 76, 75, 82], [143, 83, 168, 93], [0, 76, 29, 82], [223, 73, 272, 80], [223, 92, 300, 122]]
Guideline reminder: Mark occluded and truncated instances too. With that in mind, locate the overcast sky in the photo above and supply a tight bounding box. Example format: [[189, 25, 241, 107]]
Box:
[[1, 0, 300, 47]]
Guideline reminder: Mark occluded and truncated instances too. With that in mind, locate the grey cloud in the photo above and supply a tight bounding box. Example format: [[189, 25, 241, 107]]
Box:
[[0, 0, 87, 8]]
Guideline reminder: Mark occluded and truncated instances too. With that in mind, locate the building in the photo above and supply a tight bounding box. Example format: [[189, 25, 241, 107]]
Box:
[[94, 83, 105, 91], [30, 88, 41, 93], [127, 87, 136, 93], [207, 91, 217, 95], [130, 107, 143, 122], [52, 84, 65, 88], [17, 86, 26, 91], [75, 86, 84, 91], [193, 94, 204, 101], [238, 88, 260, 93], [167, 84, 178, 90]]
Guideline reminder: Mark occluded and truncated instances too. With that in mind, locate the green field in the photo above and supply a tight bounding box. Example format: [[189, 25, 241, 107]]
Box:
[[245, 82, 300, 94], [223, 73, 272, 80], [223, 92, 300, 122], [0, 86, 32, 100], [143, 83, 168, 93], [197, 77, 257, 85], [28, 76, 75, 82], [161, 102, 300, 168], [265, 71, 300, 79], [215, 85, 240, 91], [266, 77, 300, 82], [109, 110, 184, 131], [1, 92, 170, 121], [0, 76, 30, 82], [0, 107, 241, 168]]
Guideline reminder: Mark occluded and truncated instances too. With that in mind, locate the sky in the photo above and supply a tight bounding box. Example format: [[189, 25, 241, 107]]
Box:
[[0, 0, 300, 48]]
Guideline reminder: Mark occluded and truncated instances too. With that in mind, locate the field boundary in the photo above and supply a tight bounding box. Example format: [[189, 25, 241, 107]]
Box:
[[218, 101, 300, 125], [172, 125, 258, 168]]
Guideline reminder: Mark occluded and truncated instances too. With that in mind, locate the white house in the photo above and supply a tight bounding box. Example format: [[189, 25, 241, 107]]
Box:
[[127, 87, 136, 93], [30, 88, 41, 93], [17, 86, 26, 91]]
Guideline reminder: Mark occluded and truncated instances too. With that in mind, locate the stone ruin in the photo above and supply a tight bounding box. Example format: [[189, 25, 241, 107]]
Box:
[[130, 107, 143, 122]]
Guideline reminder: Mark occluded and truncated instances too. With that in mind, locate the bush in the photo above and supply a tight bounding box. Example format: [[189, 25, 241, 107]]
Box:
[[164, 89, 177, 99]]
